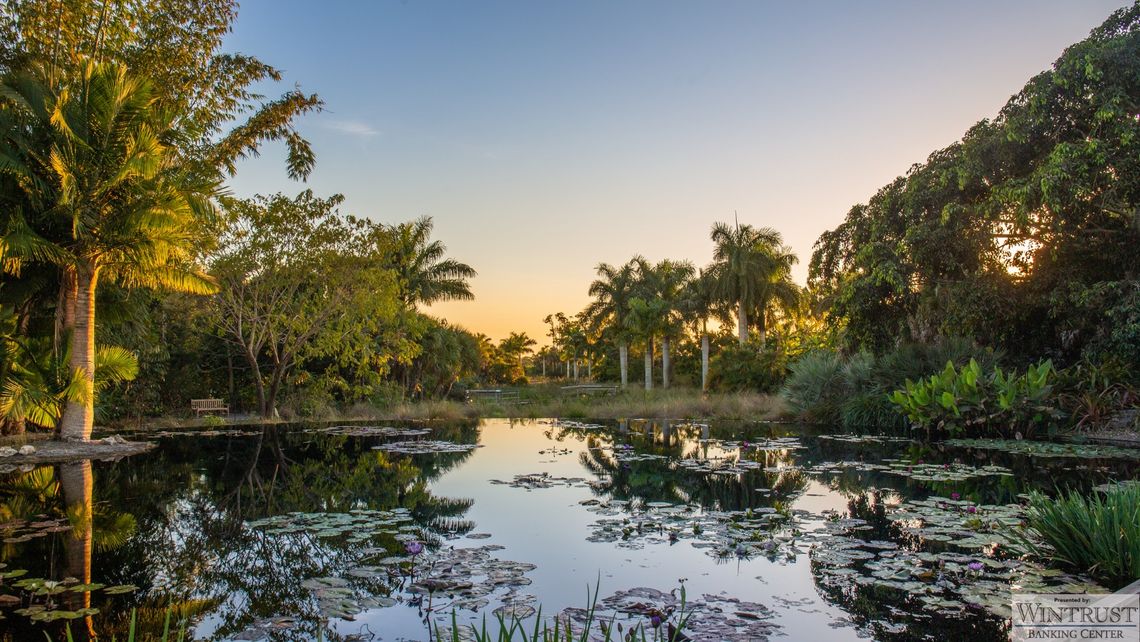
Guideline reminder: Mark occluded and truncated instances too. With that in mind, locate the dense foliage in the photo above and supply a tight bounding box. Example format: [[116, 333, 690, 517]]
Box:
[[809, 4, 1140, 362]]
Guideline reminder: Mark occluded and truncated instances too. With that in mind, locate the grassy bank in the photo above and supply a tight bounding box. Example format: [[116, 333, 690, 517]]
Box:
[[124, 387, 787, 430]]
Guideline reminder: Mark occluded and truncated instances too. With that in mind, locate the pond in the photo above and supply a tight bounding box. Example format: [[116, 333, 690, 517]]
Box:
[[1, 418, 1137, 641]]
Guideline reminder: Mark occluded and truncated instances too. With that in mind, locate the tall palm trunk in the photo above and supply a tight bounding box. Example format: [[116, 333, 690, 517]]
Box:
[[573, 358, 579, 381], [54, 268, 77, 357], [619, 341, 629, 388], [61, 460, 95, 637], [737, 301, 748, 345], [644, 339, 653, 391], [701, 333, 710, 392], [587, 359, 592, 380], [59, 261, 98, 441], [661, 337, 671, 389]]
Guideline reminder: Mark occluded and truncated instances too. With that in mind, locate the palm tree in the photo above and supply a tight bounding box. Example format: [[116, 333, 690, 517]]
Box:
[[710, 221, 800, 347], [624, 296, 669, 390], [498, 331, 536, 373], [1, 62, 215, 441], [645, 259, 694, 389], [680, 267, 727, 392], [382, 216, 477, 308], [585, 259, 638, 388]]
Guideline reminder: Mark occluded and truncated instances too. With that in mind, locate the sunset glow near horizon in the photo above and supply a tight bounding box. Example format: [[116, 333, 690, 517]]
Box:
[[224, 0, 1126, 344]]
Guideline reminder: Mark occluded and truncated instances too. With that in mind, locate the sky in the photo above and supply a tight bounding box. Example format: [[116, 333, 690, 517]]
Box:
[[223, 0, 1128, 343]]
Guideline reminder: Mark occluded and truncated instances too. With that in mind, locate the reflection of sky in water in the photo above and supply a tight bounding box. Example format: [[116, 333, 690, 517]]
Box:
[[6, 418, 1134, 640], [412, 420, 863, 642]]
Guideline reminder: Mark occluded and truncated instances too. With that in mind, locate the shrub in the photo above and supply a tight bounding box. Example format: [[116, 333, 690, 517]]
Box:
[[709, 344, 786, 393], [1023, 483, 1140, 590], [781, 350, 846, 424], [888, 359, 1063, 438]]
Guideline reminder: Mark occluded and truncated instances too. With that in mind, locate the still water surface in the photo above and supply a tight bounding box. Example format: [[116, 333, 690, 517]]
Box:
[[1, 418, 1136, 641]]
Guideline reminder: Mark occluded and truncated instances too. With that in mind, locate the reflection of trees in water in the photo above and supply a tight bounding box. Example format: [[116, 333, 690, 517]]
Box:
[[86, 422, 480, 640], [0, 461, 141, 642], [811, 490, 1008, 642], [573, 421, 808, 512]]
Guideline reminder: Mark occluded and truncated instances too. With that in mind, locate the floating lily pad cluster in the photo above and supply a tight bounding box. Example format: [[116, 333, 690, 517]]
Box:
[[245, 511, 539, 626], [817, 434, 914, 445], [310, 425, 431, 438], [544, 420, 606, 431], [403, 545, 538, 619], [152, 429, 262, 438], [246, 508, 419, 544], [812, 521, 1104, 626], [490, 473, 592, 490], [0, 516, 70, 544], [807, 459, 1013, 484], [373, 440, 482, 455], [715, 437, 803, 452], [582, 500, 804, 560], [0, 568, 138, 623], [945, 439, 1140, 460], [558, 586, 781, 642]]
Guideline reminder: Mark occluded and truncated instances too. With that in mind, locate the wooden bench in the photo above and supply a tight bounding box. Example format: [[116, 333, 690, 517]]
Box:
[[191, 398, 229, 417], [465, 389, 521, 404], [560, 384, 618, 397]]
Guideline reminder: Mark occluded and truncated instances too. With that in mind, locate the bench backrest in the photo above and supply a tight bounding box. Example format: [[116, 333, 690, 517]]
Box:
[[191, 399, 226, 409]]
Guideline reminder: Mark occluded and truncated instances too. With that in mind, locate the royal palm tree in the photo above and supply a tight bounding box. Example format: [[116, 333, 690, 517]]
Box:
[[710, 221, 800, 347], [680, 267, 727, 391], [585, 259, 639, 388], [382, 216, 477, 308], [645, 259, 694, 389], [1, 62, 216, 441], [624, 296, 668, 391]]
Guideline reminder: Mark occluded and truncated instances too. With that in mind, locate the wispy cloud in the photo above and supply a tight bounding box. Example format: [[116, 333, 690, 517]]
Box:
[[322, 119, 380, 137]]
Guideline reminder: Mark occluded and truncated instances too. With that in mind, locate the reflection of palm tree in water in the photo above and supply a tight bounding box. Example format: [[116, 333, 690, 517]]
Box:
[[576, 421, 808, 511], [0, 462, 136, 641], [61, 461, 95, 639]]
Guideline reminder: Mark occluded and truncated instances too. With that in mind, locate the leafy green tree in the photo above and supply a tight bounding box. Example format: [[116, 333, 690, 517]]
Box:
[[209, 191, 400, 418], [0, 0, 322, 181], [811, 4, 1140, 360], [0, 62, 214, 440], [711, 222, 799, 348]]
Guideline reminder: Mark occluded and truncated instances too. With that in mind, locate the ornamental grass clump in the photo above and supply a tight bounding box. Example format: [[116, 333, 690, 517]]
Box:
[[1023, 483, 1140, 590]]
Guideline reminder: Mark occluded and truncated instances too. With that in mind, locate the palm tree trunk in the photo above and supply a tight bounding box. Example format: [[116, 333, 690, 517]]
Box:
[[59, 262, 97, 441], [737, 301, 748, 345], [54, 267, 76, 357], [573, 358, 579, 381], [619, 341, 629, 388], [661, 337, 671, 389], [701, 333, 710, 392], [644, 339, 653, 391], [587, 359, 592, 380]]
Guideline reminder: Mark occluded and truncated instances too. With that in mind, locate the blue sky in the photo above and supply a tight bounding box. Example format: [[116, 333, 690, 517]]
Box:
[[225, 0, 1127, 341]]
